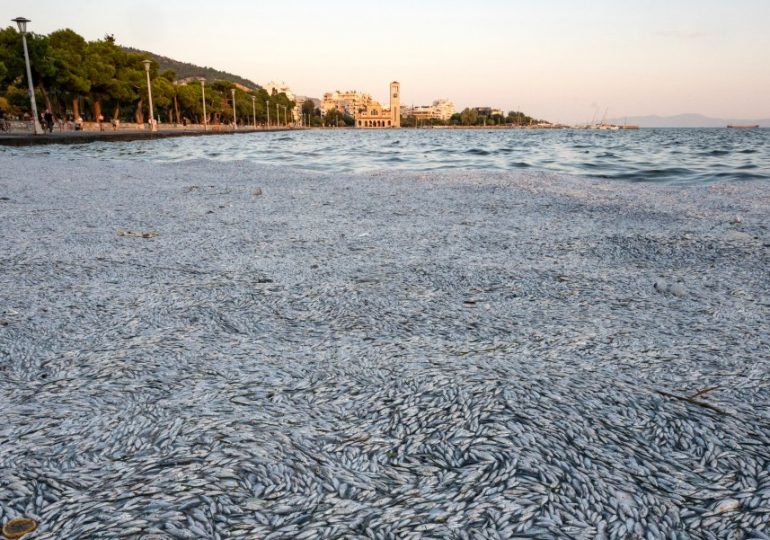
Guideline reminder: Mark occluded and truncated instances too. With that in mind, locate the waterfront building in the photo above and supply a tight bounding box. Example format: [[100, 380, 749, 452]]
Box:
[[355, 82, 401, 128], [432, 99, 455, 121], [263, 81, 295, 101], [263, 81, 298, 122], [412, 105, 435, 120], [401, 99, 456, 122], [321, 91, 373, 117]]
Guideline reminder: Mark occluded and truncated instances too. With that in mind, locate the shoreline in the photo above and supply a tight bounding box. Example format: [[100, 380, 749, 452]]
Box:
[[0, 126, 298, 147]]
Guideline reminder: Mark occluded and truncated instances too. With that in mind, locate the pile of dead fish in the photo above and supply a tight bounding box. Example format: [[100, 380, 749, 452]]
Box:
[[1, 157, 769, 539]]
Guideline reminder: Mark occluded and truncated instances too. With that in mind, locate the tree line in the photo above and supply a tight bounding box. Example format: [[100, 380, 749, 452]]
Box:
[[0, 28, 295, 125], [401, 109, 542, 128]]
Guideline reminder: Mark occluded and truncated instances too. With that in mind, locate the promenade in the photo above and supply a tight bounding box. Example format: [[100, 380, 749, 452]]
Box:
[[0, 125, 295, 146]]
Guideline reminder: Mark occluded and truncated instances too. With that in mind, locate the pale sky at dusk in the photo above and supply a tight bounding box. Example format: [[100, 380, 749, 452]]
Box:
[[5, 0, 769, 123]]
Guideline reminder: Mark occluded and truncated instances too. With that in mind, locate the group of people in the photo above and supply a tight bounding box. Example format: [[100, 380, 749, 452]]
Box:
[[1, 108, 126, 134]]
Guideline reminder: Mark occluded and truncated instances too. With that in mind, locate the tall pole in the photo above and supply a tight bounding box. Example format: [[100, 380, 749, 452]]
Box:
[[266, 100, 270, 129], [12, 18, 43, 135], [252, 96, 256, 129], [201, 79, 207, 131], [142, 60, 156, 131], [276, 103, 279, 127], [231, 88, 237, 130]]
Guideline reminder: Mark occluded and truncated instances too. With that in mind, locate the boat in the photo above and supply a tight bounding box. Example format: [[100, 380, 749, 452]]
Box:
[[727, 124, 759, 129]]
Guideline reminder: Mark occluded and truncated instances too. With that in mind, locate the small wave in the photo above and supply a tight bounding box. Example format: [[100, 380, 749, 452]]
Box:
[[602, 167, 695, 182], [23, 127, 770, 184], [708, 171, 769, 181]]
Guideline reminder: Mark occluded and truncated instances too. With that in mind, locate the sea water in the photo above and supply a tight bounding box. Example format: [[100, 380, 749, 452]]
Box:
[[6, 127, 769, 183]]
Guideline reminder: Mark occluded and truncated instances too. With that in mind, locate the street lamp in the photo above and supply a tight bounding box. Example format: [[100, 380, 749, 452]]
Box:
[[12, 17, 43, 135], [142, 59, 156, 131], [251, 95, 256, 129], [199, 79, 207, 131], [266, 100, 270, 129], [231, 88, 237, 130]]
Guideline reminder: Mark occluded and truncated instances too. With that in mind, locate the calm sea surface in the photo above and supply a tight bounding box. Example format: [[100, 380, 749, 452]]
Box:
[[14, 127, 770, 183]]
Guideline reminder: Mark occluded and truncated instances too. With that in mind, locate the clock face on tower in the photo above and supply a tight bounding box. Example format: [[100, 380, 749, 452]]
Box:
[[393, 93, 398, 98]]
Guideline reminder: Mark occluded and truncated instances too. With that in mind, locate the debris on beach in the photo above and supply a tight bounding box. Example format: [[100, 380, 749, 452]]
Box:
[[654, 280, 687, 297], [2, 518, 38, 539], [723, 230, 753, 242], [253, 187, 263, 197], [116, 228, 159, 239]]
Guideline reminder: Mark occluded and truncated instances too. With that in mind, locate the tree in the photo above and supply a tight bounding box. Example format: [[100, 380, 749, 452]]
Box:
[[0, 27, 25, 87], [0, 26, 287, 126], [301, 99, 315, 117], [25, 32, 56, 112], [48, 29, 91, 116], [83, 38, 118, 119], [459, 108, 478, 126], [0, 28, 55, 113], [176, 82, 203, 123]]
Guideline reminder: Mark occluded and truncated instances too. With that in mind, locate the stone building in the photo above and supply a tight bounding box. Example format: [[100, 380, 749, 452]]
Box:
[[355, 82, 401, 128]]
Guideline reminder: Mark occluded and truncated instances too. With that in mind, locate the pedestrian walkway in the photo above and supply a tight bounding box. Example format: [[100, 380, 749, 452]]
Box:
[[0, 127, 296, 147]]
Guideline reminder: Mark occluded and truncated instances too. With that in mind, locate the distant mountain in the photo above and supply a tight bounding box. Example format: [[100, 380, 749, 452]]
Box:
[[607, 113, 770, 128], [123, 47, 260, 89]]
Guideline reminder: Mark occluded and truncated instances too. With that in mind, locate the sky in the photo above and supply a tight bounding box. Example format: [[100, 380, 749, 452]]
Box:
[[5, 0, 770, 123]]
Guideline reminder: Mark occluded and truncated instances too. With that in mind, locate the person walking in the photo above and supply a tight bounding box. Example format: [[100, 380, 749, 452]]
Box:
[[43, 109, 54, 133]]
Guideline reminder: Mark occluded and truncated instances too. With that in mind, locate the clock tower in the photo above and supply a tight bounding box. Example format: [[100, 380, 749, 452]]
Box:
[[390, 81, 400, 128]]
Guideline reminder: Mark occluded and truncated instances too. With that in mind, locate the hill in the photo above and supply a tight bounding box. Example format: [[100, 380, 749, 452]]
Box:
[[607, 113, 770, 128], [122, 47, 260, 89]]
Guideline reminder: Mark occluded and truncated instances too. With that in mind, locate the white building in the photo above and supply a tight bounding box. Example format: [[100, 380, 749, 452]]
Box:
[[432, 99, 455, 121], [263, 81, 295, 101], [402, 99, 456, 121]]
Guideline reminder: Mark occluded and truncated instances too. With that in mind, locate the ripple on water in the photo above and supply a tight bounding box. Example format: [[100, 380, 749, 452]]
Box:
[[9, 127, 768, 183]]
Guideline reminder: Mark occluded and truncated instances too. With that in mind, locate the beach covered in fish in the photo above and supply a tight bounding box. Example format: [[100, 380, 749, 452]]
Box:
[[1, 155, 769, 539]]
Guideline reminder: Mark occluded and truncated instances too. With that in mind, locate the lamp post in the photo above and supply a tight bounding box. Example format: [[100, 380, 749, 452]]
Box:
[[231, 88, 237, 130], [266, 100, 270, 129], [251, 96, 256, 129], [200, 79, 207, 131], [142, 60, 156, 131], [276, 103, 280, 127], [12, 17, 43, 135]]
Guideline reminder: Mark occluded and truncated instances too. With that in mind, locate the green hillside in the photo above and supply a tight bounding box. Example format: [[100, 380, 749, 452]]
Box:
[[122, 47, 260, 89]]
